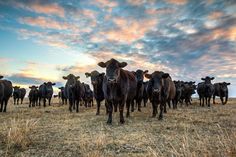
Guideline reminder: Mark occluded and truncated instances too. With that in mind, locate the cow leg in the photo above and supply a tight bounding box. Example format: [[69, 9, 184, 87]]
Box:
[[3, 99, 8, 112], [39, 98, 41, 106], [43, 98, 46, 107], [138, 99, 141, 112], [96, 100, 100, 115], [69, 99, 73, 112], [159, 102, 164, 120], [105, 101, 108, 115], [114, 102, 118, 112], [152, 102, 157, 118], [126, 100, 130, 118], [143, 99, 147, 107], [119, 101, 125, 124], [131, 100, 134, 112], [0, 100, 3, 112], [224, 95, 228, 105], [76, 100, 79, 113], [213, 95, 216, 104], [164, 102, 167, 113], [208, 97, 211, 107], [202, 97, 205, 107], [21, 98, 23, 104], [220, 96, 224, 105], [107, 101, 113, 124]]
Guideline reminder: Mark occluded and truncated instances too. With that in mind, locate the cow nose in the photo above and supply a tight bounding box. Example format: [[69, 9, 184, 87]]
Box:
[[153, 88, 159, 93], [108, 78, 116, 83]]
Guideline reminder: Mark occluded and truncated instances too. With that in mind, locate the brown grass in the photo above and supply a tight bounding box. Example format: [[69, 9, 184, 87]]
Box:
[[0, 98, 236, 157]]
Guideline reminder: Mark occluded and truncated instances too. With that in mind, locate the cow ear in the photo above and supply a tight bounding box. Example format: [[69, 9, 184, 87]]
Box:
[[201, 78, 205, 81], [52, 83, 56, 86], [227, 83, 231, 85], [29, 86, 32, 89], [145, 74, 152, 79], [118, 62, 127, 68], [85, 72, 91, 78], [192, 81, 196, 84], [98, 62, 106, 68], [62, 76, 68, 80], [36, 86, 38, 88], [144, 70, 148, 74], [44, 82, 47, 85], [76, 76, 80, 80], [162, 73, 169, 78], [211, 77, 215, 80], [0, 76, 3, 79]]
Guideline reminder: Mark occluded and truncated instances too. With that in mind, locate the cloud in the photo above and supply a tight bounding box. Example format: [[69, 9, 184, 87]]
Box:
[[166, 0, 188, 5], [101, 17, 157, 43], [19, 16, 72, 30], [13, 1, 65, 17]]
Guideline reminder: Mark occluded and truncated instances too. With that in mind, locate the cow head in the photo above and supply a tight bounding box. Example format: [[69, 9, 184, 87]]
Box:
[[98, 58, 127, 84], [201, 76, 214, 86], [58, 87, 65, 91], [29, 86, 38, 91], [63, 74, 80, 88], [145, 71, 169, 94], [13, 86, 20, 90], [134, 69, 148, 85], [219, 82, 230, 92], [85, 70, 105, 87]]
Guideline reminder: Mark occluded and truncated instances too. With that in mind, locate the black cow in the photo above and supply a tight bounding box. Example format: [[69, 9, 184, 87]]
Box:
[[173, 80, 184, 109], [132, 70, 148, 112], [197, 76, 215, 107], [181, 81, 196, 106], [98, 58, 137, 124], [213, 82, 230, 105], [39, 82, 55, 107], [142, 81, 149, 107], [0, 76, 13, 112], [85, 71, 107, 115], [58, 87, 67, 105], [63, 74, 84, 112], [145, 71, 176, 120], [13, 86, 26, 105], [29, 86, 39, 107], [82, 83, 93, 107]]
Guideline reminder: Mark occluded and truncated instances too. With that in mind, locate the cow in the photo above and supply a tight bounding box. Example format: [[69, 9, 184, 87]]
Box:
[[181, 81, 196, 106], [173, 80, 184, 109], [98, 58, 137, 124], [58, 87, 67, 105], [13, 86, 26, 105], [132, 69, 148, 112], [145, 71, 175, 120], [85, 71, 107, 115], [39, 82, 56, 107], [0, 76, 13, 112], [142, 81, 149, 107], [197, 76, 215, 107], [82, 83, 93, 107], [29, 86, 39, 107], [63, 74, 84, 112], [213, 82, 230, 105]]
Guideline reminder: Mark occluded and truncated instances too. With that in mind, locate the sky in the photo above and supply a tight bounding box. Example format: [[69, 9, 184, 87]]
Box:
[[0, 0, 236, 97]]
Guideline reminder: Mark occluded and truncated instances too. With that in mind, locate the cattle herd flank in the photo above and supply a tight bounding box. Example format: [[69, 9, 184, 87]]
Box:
[[0, 58, 231, 123], [0, 58, 235, 156]]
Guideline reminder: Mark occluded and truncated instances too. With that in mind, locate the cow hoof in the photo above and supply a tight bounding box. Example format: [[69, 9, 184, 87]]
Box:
[[107, 121, 112, 125], [126, 114, 130, 118], [158, 116, 163, 120], [96, 112, 100, 115], [164, 110, 167, 113], [120, 120, 125, 124], [138, 109, 141, 112]]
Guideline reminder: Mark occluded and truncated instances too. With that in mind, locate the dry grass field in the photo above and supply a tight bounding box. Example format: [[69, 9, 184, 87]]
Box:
[[0, 98, 236, 157]]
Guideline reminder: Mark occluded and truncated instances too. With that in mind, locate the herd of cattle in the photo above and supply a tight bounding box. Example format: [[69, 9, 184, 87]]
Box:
[[0, 58, 231, 124]]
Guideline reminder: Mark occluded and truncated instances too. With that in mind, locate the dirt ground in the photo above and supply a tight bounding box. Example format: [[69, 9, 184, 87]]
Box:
[[0, 98, 235, 157]]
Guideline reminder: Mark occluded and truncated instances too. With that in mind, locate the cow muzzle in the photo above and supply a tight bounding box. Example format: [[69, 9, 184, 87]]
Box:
[[108, 78, 116, 83], [153, 88, 160, 93]]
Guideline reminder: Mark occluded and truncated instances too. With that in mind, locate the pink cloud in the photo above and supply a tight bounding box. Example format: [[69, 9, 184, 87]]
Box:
[[16, 1, 65, 18], [166, 0, 188, 5], [19, 16, 71, 30], [102, 18, 157, 43]]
